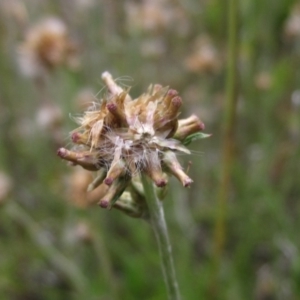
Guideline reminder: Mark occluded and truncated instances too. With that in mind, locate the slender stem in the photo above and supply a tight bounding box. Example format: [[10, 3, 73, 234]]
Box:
[[141, 174, 181, 300], [213, 0, 239, 271]]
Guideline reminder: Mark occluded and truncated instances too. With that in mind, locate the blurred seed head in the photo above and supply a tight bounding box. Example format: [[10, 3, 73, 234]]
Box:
[[184, 35, 221, 74], [125, 0, 189, 35], [58, 72, 206, 212], [18, 17, 78, 78], [125, 0, 171, 32]]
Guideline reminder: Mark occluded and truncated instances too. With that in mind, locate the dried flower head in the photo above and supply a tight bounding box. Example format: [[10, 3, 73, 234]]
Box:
[[58, 72, 207, 213], [18, 17, 78, 77]]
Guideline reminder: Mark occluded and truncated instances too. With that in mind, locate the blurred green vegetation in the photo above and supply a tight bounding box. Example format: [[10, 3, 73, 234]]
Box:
[[0, 0, 300, 299]]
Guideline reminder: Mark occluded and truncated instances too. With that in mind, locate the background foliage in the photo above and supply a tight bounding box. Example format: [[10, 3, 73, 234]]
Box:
[[0, 0, 300, 299]]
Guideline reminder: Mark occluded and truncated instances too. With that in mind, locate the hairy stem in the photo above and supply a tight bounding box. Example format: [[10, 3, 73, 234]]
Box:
[[141, 174, 181, 300]]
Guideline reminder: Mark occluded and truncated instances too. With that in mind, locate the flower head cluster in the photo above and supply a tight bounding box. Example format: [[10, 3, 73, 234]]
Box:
[[58, 72, 206, 214]]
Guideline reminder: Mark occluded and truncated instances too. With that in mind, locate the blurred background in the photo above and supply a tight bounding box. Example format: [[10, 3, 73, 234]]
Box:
[[0, 0, 300, 299]]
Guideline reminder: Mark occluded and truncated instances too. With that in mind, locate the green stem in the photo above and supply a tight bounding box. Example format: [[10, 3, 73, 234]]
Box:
[[141, 174, 181, 300], [213, 0, 239, 271]]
